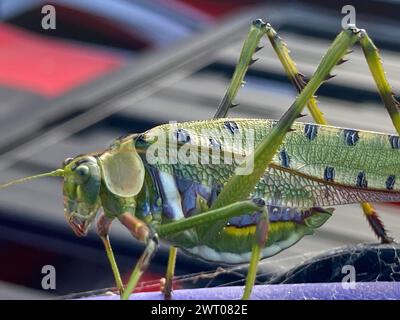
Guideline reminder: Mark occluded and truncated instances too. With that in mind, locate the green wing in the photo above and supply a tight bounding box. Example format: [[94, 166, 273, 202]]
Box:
[[138, 118, 400, 208]]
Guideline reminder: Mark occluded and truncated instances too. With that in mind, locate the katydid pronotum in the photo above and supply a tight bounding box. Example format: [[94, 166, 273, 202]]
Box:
[[1, 20, 400, 300]]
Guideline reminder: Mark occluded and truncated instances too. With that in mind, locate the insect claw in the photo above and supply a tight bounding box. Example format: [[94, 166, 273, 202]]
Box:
[[255, 46, 264, 52], [230, 103, 239, 108], [346, 49, 354, 54], [249, 58, 259, 66], [337, 58, 348, 65], [298, 73, 308, 83], [325, 74, 336, 81], [297, 113, 307, 118]]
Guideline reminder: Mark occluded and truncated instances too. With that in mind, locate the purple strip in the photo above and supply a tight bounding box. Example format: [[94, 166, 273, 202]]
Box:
[[83, 282, 400, 300]]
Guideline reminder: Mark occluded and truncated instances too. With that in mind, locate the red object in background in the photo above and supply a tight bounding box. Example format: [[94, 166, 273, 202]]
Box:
[[0, 23, 123, 98], [0, 242, 56, 285]]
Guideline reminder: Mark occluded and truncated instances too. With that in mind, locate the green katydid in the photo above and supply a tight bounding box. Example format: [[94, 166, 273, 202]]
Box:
[[1, 20, 400, 300]]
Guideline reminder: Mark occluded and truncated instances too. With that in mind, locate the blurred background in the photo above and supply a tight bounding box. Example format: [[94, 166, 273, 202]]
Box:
[[0, 0, 399, 299]]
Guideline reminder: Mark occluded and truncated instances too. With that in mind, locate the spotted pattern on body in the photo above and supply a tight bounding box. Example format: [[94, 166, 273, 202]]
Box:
[[356, 171, 368, 188], [175, 128, 191, 143], [324, 166, 335, 182], [389, 135, 400, 149], [386, 175, 396, 190], [209, 137, 221, 150], [304, 124, 318, 140], [142, 118, 400, 194], [223, 121, 239, 134], [279, 149, 290, 168], [344, 129, 359, 146]]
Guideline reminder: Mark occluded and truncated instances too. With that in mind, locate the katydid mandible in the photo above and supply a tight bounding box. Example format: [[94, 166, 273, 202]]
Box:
[[1, 20, 400, 300]]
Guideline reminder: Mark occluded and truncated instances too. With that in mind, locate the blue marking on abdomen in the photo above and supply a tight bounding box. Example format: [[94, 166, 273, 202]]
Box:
[[176, 177, 212, 217], [153, 172, 312, 226], [227, 205, 310, 227], [153, 170, 185, 220]]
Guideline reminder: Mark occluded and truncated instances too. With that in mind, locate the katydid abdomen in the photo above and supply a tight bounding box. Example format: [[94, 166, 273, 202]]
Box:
[[133, 118, 400, 263]]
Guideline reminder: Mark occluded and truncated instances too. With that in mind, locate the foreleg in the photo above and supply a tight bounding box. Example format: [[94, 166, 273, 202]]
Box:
[[97, 213, 124, 295]]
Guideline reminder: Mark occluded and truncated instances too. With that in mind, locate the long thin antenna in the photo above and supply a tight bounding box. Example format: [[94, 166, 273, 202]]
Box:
[[0, 169, 64, 189]]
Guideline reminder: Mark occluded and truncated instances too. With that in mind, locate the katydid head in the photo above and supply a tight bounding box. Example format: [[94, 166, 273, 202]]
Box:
[[62, 155, 102, 236], [0, 138, 145, 237], [62, 138, 145, 236]]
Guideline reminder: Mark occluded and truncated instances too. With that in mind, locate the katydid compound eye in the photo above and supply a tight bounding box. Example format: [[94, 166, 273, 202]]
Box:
[[75, 165, 89, 177], [63, 157, 74, 167]]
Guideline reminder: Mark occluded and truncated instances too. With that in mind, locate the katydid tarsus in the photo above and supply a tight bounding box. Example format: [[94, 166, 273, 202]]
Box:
[[1, 20, 400, 300]]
